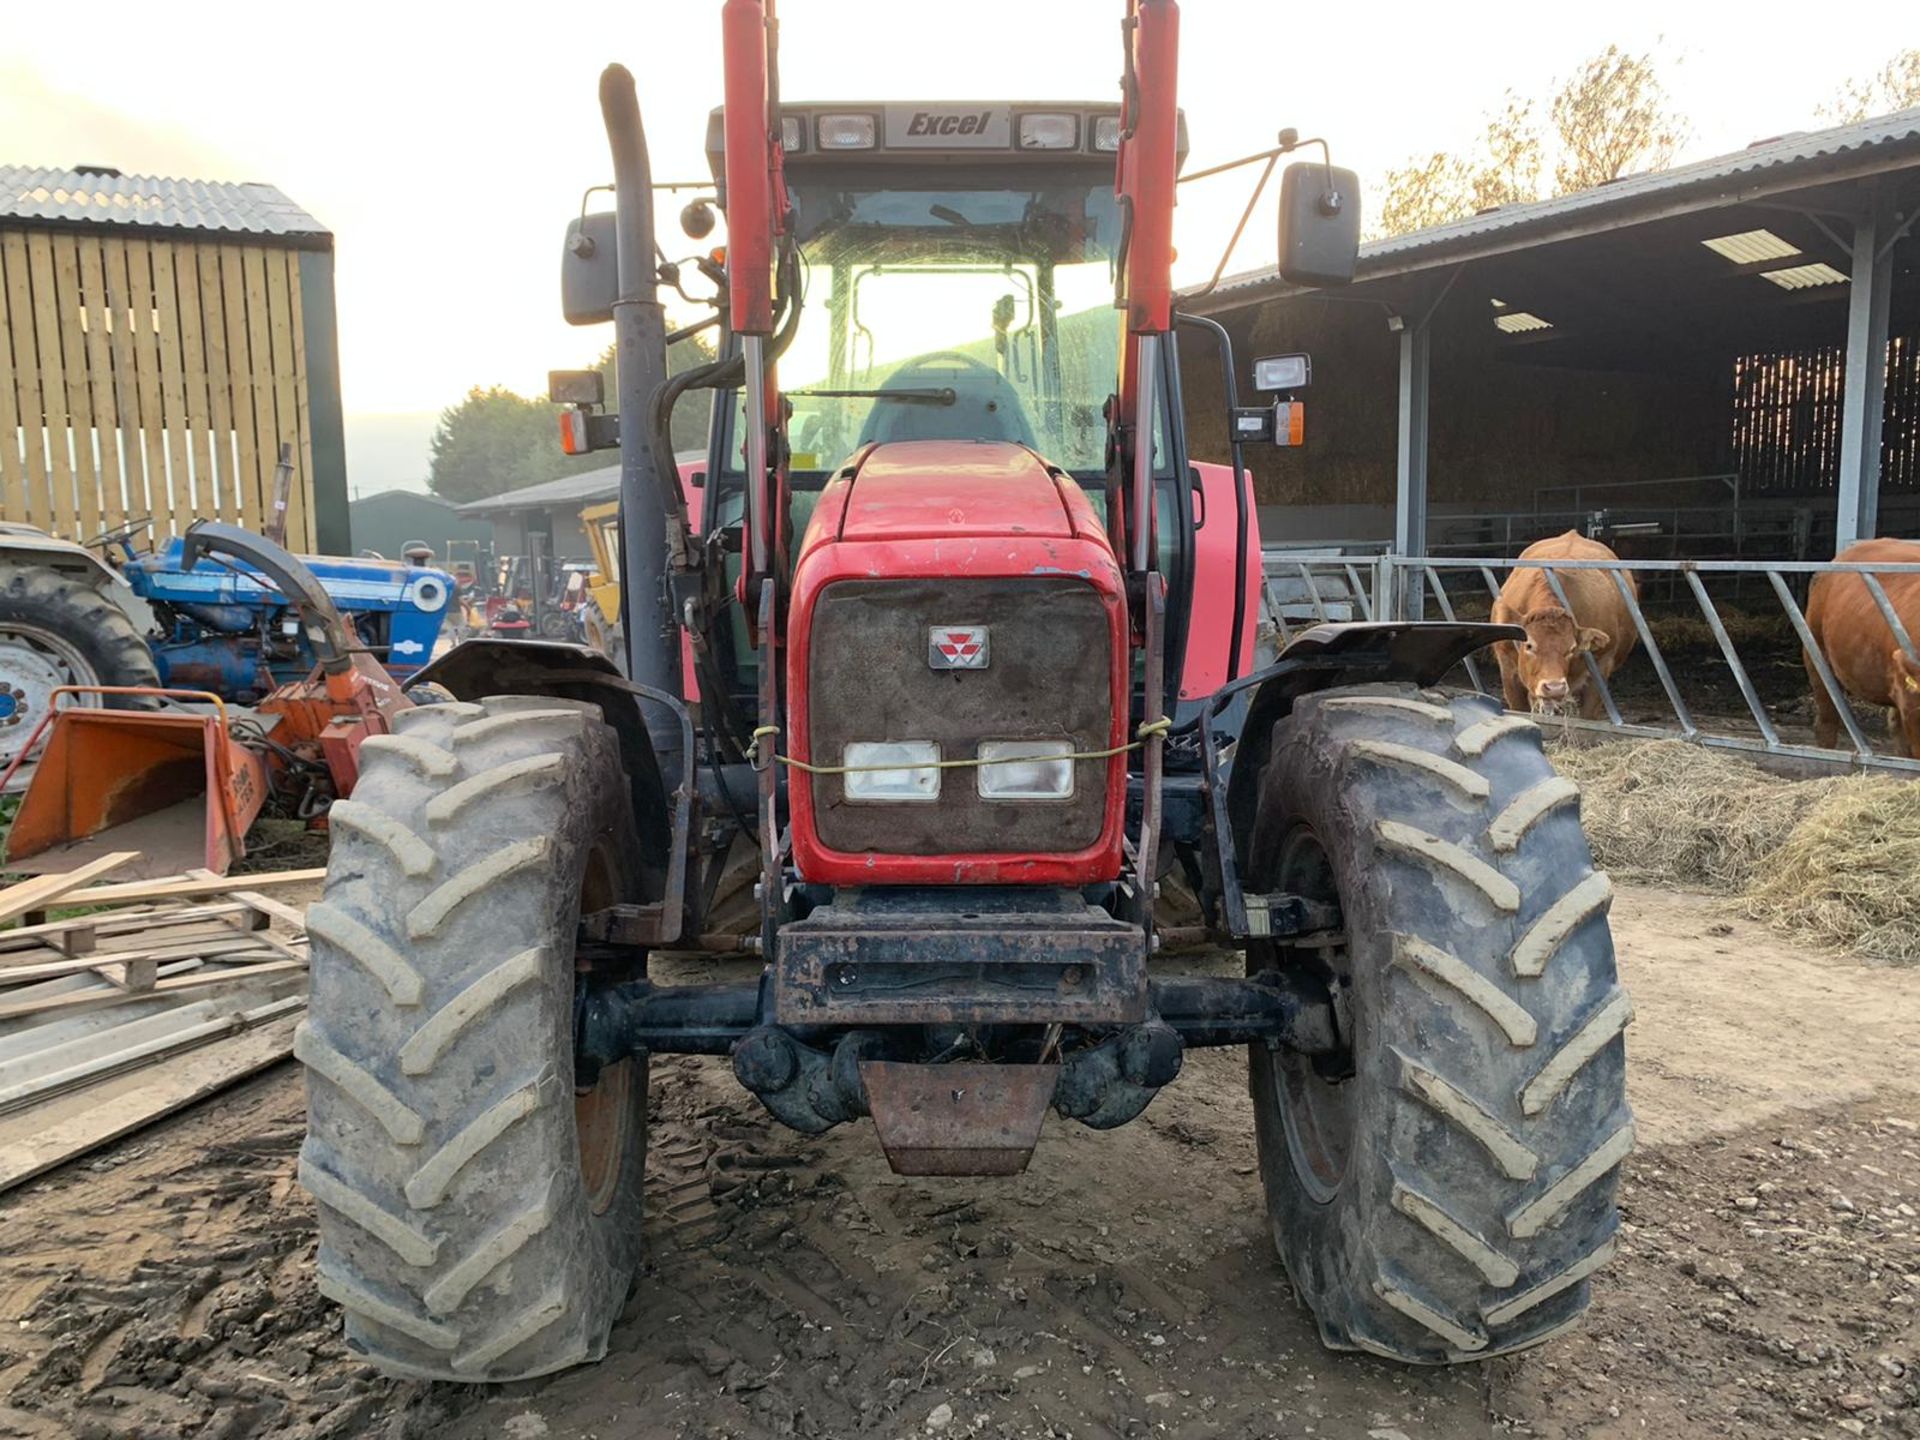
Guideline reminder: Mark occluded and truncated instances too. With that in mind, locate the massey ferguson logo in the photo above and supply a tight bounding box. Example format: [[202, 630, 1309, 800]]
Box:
[[907, 110, 992, 138], [928, 626, 990, 670]]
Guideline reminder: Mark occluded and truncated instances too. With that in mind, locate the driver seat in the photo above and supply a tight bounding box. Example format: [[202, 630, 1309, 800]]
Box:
[[858, 355, 1038, 449]]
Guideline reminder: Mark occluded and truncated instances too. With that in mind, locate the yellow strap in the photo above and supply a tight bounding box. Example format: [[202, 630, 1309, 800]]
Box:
[[752, 718, 1170, 776]]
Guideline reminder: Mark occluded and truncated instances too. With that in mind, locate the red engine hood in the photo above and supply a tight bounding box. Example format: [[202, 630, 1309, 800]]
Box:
[[830, 440, 1089, 543]]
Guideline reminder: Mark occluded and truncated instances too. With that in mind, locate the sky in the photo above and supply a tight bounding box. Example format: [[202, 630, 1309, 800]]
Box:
[[6, 0, 1914, 495]]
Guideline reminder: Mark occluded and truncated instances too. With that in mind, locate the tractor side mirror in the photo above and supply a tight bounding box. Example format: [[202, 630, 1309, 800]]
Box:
[[1277, 161, 1361, 287], [561, 211, 619, 326]]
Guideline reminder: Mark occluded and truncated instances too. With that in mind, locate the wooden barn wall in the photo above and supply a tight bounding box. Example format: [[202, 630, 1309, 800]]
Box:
[[0, 227, 316, 550], [1179, 297, 1723, 514], [1732, 331, 1920, 495]]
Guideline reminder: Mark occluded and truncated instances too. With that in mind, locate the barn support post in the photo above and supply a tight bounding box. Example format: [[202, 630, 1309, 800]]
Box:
[[1391, 315, 1432, 620], [1391, 268, 1458, 619], [1393, 317, 1429, 563], [1835, 189, 1897, 551]]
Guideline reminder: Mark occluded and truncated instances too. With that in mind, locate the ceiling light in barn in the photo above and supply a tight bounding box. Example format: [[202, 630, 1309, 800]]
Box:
[[1758, 263, 1849, 290], [1702, 228, 1801, 264], [1494, 310, 1553, 333]]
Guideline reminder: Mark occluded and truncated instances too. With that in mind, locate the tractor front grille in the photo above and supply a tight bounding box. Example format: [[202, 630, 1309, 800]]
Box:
[[805, 576, 1113, 857]]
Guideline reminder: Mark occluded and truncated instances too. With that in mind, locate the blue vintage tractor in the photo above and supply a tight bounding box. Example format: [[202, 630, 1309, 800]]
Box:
[[0, 518, 454, 768], [119, 537, 455, 702]]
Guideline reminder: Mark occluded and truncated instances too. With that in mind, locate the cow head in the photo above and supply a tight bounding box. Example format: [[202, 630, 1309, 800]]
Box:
[[1512, 607, 1611, 712], [1892, 648, 1920, 757]]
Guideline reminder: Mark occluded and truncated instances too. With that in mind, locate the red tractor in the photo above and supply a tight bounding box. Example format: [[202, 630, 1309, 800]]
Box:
[[299, 0, 1630, 1382]]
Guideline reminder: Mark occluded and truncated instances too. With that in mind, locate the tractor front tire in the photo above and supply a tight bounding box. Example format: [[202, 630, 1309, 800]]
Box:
[[299, 696, 649, 1382], [1245, 685, 1632, 1362]]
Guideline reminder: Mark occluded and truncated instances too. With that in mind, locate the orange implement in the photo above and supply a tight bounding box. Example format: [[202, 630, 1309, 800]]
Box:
[[2, 686, 270, 876]]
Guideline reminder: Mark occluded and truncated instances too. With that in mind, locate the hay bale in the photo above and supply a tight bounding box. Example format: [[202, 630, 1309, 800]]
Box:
[[1546, 739, 1840, 889], [1744, 777, 1920, 964]]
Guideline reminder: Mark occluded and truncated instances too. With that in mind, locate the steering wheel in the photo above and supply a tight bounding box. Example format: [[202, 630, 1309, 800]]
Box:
[[81, 515, 154, 554]]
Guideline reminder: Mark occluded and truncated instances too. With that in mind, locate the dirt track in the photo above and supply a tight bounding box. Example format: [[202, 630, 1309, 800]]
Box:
[[1, 883, 1917, 1439]]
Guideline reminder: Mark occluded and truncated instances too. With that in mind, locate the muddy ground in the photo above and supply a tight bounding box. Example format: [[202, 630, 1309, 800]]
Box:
[[1, 884, 1916, 1440]]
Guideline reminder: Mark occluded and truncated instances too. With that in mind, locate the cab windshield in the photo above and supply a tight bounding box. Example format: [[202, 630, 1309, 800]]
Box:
[[745, 167, 1123, 476]]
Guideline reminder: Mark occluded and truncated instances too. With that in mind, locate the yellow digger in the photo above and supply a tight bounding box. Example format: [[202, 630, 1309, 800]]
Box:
[[578, 500, 623, 660]]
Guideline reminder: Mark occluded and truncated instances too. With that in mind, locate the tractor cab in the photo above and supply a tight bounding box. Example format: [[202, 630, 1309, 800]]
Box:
[[693, 102, 1223, 727]]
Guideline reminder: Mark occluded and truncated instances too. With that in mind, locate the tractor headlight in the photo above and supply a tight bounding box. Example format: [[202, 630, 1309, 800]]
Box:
[[816, 113, 877, 150], [976, 740, 1075, 800], [1017, 113, 1078, 150], [1091, 114, 1123, 151], [842, 741, 941, 801]]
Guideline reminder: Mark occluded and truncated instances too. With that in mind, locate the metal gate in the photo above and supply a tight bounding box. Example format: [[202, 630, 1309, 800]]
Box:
[[1263, 550, 1920, 775]]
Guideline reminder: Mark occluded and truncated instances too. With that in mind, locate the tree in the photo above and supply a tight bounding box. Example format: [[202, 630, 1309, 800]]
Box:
[[426, 332, 719, 503], [1822, 49, 1920, 125], [1372, 151, 1475, 240], [1470, 92, 1544, 212], [1550, 46, 1685, 194], [1372, 93, 1543, 239], [425, 386, 577, 503]]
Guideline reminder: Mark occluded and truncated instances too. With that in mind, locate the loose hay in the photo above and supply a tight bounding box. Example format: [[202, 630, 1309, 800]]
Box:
[[1744, 778, 1920, 964], [1546, 737, 1920, 963], [1546, 739, 1838, 889]]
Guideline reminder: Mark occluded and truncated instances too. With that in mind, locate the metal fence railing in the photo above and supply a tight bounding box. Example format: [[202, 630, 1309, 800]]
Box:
[[1260, 550, 1920, 775]]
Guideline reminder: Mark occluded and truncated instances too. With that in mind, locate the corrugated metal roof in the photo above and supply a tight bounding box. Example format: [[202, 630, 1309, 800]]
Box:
[[0, 167, 328, 240], [456, 464, 623, 515], [1193, 106, 1920, 307], [455, 451, 713, 515]]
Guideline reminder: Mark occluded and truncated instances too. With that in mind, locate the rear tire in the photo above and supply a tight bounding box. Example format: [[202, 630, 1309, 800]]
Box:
[[1244, 684, 1632, 1362], [299, 695, 649, 1382], [0, 563, 158, 767]]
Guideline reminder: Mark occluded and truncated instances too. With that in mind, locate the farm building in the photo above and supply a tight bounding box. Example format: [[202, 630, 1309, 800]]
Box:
[[1181, 108, 1920, 562], [347, 487, 492, 567], [0, 165, 348, 553], [455, 463, 620, 564]]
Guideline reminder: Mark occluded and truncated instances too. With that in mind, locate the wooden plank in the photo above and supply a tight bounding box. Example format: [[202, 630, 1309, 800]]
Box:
[[0, 232, 27, 524], [185, 869, 307, 958], [240, 248, 275, 532], [263, 252, 307, 551], [49, 234, 101, 540], [224, 888, 307, 931], [0, 902, 255, 951], [0, 852, 138, 926], [0, 995, 304, 1118], [0, 959, 305, 1023], [196, 245, 240, 524], [287, 250, 315, 551], [75, 238, 127, 533], [124, 241, 170, 541], [24, 232, 75, 538], [100, 237, 149, 526], [56, 867, 326, 908], [172, 243, 217, 526], [2, 232, 48, 526], [0, 936, 285, 988], [149, 242, 196, 541], [0, 1014, 300, 1193], [220, 246, 262, 530]]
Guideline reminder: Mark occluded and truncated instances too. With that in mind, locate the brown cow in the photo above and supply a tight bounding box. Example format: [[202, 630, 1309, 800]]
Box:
[[1803, 537, 1920, 757], [1490, 531, 1638, 718]]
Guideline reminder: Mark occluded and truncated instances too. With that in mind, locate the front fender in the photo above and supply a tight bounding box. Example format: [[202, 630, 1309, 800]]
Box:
[[0, 525, 127, 591], [1220, 621, 1519, 861]]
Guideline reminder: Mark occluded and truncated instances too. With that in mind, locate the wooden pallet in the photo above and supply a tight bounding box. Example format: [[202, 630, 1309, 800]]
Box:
[[0, 860, 317, 1190]]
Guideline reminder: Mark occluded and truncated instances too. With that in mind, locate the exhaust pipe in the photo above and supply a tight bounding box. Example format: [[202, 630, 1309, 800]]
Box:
[[598, 63, 684, 788]]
